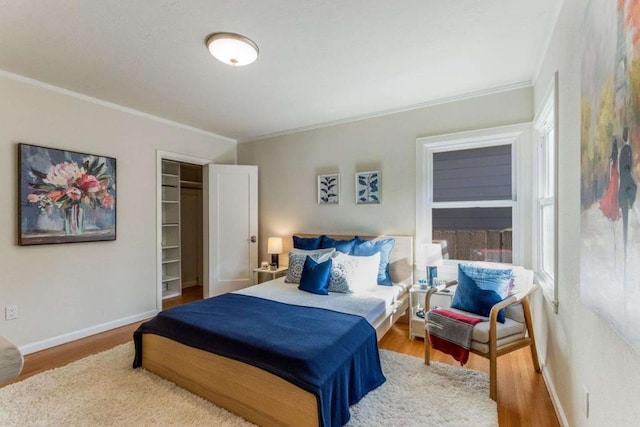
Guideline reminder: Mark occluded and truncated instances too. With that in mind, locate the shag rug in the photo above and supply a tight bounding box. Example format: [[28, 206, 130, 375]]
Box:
[[0, 344, 496, 426]]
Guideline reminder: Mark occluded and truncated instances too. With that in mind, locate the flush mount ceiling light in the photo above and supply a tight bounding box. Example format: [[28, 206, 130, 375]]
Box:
[[205, 32, 259, 66]]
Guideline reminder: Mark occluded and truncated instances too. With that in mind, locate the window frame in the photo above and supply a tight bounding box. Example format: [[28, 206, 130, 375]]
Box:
[[416, 123, 530, 271], [533, 72, 559, 313]]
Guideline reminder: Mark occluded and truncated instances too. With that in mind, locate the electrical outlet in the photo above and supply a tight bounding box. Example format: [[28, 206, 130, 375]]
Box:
[[582, 385, 590, 419], [5, 305, 18, 320]]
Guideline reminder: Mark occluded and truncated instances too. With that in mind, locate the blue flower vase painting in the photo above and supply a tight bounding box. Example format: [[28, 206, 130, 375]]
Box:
[[18, 143, 117, 245]]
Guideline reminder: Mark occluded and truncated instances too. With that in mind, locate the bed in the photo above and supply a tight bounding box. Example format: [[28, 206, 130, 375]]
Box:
[[133, 234, 413, 427]]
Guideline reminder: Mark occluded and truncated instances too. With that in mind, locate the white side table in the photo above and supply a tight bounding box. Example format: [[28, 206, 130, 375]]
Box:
[[409, 284, 456, 339], [252, 266, 288, 284]]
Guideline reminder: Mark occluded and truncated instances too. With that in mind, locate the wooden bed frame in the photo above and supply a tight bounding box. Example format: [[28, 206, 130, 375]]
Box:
[[141, 235, 413, 427]]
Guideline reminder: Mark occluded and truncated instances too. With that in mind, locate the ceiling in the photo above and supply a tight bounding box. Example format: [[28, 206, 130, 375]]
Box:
[[0, 1, 560, 142]]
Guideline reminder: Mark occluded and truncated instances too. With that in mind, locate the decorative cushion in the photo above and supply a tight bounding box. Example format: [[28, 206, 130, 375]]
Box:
[[351, 237, 395, 285], [466, 261, 529, 296], [319, 235, 358, 254], [328, 252, 380, 294], [285, 248, 335, 284], [298, 257, 332, 295], [450, 264, 513, 323], [292, 235, 324, 250]]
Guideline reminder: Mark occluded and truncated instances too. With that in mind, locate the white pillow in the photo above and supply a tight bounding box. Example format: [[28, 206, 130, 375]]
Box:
[[328, 252, 380, 294], [285, 248, 335, 284]]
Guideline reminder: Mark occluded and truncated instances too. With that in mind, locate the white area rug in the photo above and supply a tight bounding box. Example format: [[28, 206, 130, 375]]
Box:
[[0, 344, 497, 426]]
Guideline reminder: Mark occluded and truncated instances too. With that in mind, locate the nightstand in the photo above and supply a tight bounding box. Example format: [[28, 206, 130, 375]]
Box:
[[409, 284, 456, 339], [252, 266, 288, 284]]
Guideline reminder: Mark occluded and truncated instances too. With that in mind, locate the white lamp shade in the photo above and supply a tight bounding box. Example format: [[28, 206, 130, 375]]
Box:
[[206, 32, 259, 66], [267, 237, 283, 255], [422, 243, 443, 266]]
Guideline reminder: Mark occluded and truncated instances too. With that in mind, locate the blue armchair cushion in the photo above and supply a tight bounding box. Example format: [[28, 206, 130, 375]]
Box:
[[450, 264, 513, 323], [351, 237, 395, 285], [298, 256, 332, 295]]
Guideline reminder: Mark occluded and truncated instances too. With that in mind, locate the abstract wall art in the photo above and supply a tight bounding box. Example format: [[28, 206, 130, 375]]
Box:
[[580, 0, 640, 352]]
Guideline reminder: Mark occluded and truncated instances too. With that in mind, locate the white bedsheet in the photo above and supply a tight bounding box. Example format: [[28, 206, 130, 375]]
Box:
[[234, 277, 406, 325]]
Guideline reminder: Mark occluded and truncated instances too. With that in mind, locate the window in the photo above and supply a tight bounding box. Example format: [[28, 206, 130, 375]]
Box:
[[534, 72, 558, 311], [416, 124, 529, 270]]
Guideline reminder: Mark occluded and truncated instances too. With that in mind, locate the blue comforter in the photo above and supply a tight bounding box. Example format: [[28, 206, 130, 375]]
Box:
[[133, 293, 385, 426]]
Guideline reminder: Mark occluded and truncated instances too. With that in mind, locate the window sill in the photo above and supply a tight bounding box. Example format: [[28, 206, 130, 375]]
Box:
[[535, 273, 558, 314]]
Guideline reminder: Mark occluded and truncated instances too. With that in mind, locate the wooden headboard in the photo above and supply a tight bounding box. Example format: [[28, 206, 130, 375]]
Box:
[[292, 234, 414, 287]]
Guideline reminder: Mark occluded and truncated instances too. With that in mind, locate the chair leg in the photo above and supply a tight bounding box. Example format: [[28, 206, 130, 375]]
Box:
[[522, 297, 541, 373], [424, 333, 431, 365], [489, 354, 497, 401]]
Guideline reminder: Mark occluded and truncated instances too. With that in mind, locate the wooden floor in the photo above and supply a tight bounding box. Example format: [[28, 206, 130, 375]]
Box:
[[6, 287, 559, 427], [379, 324, 559, 427]]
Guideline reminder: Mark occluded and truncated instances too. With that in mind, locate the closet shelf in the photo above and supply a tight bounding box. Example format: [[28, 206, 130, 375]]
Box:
[[161, 159, 182, 301], [180, 179, 203, 189], [162, 289, 181, 299]]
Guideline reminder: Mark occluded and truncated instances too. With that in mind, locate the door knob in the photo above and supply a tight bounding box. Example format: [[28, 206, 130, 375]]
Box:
[[250, 236, 257, 243]]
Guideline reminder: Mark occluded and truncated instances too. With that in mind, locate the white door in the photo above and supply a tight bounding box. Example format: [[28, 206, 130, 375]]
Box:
[[206, 164, 258, 297]]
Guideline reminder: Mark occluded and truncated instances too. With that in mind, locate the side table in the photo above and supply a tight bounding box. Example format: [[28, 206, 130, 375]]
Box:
[[252, 266, 288, 284], [409, 284, 456, 339]]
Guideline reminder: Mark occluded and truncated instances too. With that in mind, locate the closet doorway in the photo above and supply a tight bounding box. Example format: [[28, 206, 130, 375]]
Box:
[[156, 151, 258, 312], [178, 163, 204, 302], [157, 151, 209, 311]]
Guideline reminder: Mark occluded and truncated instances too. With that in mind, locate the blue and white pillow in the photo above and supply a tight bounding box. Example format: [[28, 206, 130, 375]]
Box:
[[328, 252, 380, 294], [285, 248, 335, 284], [351, 237, 395, 285], [450, 264, 513, 323]]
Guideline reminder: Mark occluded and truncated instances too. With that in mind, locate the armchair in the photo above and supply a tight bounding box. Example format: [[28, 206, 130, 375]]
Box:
[[0, 336, 23, 384], [424, 266, 540, 401]]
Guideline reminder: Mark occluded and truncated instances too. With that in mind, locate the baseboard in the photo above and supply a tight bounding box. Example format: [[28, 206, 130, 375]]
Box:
[[182, 281, 199, 289], [18, 310, 158, 355], [541, 363, 569, 427]]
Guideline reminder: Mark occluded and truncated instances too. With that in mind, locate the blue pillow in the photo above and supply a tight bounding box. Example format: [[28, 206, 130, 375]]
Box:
[[351, 237, 395, 285], [450, 264, 513, 323], [298, 256, 332, 295], [293, 235, 323, 250], [319, 235, 358, 254]]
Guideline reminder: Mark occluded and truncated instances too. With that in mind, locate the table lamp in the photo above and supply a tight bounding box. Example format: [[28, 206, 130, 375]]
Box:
[[423, 243, 443, 285], [267, 237, 283, 268]]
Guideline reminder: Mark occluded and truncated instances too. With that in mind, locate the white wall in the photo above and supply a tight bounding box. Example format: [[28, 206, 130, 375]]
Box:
[[0, 73, 236, 352], [237, 86, 533, 268], [532, 0, 640, 425]]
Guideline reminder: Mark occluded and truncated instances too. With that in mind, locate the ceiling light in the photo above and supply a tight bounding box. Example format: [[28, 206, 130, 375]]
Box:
[[205, 32, 259, 66]]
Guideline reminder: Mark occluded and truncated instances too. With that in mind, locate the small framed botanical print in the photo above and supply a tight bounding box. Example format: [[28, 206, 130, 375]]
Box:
[[317, 174, 340, 204], [355, 170, 380, 204]]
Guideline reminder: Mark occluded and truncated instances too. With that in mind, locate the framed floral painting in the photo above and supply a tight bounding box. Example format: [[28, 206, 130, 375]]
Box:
[[18, 144, 116, 245], [355, 170, 380, 204], [317, 173, 339, 205]]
